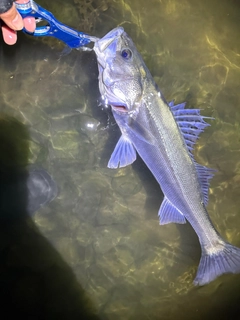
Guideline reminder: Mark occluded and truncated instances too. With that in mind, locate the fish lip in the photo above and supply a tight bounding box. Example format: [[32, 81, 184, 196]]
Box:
[[94, 27, 124, 53], [94, 27, 125, 67], [111, 104, 129, 113], [97, 58, 106, 69]]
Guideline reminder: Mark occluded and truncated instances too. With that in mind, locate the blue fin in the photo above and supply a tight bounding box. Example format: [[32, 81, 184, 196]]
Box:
[[108, 135, 137, 168], [158, 196, 186, 225], [169, 101, 212, 153], [194, 242, 240, 286], [168, 100, 185, 111], [169, 101, 215, 205], [195, 163, 215, 205]]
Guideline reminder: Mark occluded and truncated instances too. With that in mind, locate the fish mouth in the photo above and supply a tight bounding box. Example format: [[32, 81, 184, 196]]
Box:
[[93, 27, 125, 68], [95, 27, 124, 53], [111, 104, 128, 113]]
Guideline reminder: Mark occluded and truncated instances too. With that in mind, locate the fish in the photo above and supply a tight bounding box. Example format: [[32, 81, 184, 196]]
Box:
[[93, 27, 240, 285]]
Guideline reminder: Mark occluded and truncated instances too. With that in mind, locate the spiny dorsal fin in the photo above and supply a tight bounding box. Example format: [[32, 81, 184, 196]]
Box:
[[169, 101, 215, 205]]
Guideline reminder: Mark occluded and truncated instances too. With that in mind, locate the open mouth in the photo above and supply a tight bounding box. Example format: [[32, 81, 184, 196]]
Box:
[[111, 105, 128, 112]]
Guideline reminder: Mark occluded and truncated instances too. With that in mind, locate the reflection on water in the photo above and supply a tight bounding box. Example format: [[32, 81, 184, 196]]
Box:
[[1, 0, 240, 319]]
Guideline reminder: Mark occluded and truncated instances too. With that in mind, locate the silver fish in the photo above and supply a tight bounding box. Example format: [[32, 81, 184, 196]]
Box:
[[93, 27, 240, 285]]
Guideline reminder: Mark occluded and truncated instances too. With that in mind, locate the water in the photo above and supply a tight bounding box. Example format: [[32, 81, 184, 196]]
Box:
[[0, 0, 240, 319]]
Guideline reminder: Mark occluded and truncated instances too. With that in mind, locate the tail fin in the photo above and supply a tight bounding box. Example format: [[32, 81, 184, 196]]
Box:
[[194, 242, 240, 286]]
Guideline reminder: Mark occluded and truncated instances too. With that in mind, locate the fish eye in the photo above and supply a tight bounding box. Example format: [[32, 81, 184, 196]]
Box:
[[121, 48, 132, 60]]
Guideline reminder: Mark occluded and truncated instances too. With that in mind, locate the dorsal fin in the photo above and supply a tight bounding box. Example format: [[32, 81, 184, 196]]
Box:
[[194, 163, 216, 205], [169, 101, 215, 205]]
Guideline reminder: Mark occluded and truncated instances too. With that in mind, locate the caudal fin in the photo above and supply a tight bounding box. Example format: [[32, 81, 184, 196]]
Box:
[[194, 242, 240, 286]]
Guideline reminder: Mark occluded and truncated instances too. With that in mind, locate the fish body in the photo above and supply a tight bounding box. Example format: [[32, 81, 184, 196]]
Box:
[[93, 27, 240, 285]]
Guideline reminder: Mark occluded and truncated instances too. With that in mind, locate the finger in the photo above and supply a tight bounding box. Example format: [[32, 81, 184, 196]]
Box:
[[16, 0, 30, 4], [16, 0, 36, 32], [1, 25, 17, 45], [0, 5, 23, 30], [23, 16, 36, 33]]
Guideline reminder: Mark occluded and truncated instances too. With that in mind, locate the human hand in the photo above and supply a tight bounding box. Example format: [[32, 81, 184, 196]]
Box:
[[0, 0, 36, 45]]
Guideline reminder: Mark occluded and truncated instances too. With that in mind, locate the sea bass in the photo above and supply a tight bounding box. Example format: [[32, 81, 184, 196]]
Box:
[[93, 27, 240, 285]]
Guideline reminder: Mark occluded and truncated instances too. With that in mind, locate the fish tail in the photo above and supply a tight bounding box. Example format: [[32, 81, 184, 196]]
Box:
[[194, 241, 240, 286]]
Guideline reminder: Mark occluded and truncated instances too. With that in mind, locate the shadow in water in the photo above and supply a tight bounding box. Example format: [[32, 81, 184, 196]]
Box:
[[0, 116, 101, 319]]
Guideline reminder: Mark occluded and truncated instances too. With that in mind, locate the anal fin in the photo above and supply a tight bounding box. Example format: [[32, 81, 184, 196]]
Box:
[[158, 196, 186, 225]]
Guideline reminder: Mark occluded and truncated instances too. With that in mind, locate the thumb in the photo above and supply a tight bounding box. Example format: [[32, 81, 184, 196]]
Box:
[[0, 4, 24, 30]]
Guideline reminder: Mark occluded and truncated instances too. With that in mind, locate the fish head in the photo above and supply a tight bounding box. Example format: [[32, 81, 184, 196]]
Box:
[[94, 27, 147, 114]]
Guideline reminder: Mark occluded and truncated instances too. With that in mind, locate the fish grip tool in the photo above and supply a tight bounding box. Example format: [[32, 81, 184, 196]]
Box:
[[16, 0, 98, 50]]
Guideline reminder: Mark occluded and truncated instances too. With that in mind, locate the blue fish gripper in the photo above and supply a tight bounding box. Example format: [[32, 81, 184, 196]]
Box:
[[16, 0, 99, 50]]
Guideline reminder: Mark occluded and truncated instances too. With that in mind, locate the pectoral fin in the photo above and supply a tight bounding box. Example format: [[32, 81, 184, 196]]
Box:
[[108, 135, 137, 168], [158, 196, 186, 225]]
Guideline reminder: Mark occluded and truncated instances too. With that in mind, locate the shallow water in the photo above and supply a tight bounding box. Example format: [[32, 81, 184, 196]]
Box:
[[1, 0, 240, 319]]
